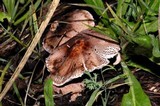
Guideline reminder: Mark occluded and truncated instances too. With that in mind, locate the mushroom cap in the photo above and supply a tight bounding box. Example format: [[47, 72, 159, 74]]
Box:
[[46, 29, 121, 86], [43, 9, 95, 53]]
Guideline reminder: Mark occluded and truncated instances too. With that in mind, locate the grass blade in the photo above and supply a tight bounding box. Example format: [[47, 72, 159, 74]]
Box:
[[121, 61, 151, 106], [0, 60, 12, 91], [44, 78, 54, 106], [13, 83, 24, 106], [85, 87, 103, 106]]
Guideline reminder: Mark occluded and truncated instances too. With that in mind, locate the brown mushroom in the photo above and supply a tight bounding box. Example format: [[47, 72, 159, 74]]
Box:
[[43, 9, 121, 102], [46, 29, 121, 86], [43, 9, 95, 53], [53, 82, 84, 101]]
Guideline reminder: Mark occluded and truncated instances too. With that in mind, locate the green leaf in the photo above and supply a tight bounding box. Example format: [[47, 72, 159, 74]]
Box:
[[84, 0, 108, 25], [0, 12, 11, 22], [132, 35, 152, 49], [138, 0, 158, 16], [2, 0, 15, 16], [106, 3, 130, 35], [44, 78, 54, 106], [116, 0, 131, 18], [136, 19, 158, 35], [84, 0, 107, 18], [150, 35, 160, 58], [147, 0, 159, 15], [121, 62, 151, 106], [84, 71, 102, 90]]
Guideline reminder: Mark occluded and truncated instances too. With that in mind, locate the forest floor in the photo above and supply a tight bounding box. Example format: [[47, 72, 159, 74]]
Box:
[[0, 0, 160, 106]]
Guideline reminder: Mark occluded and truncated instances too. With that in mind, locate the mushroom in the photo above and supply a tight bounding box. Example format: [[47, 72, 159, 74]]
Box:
[[43, 9, 95, 53], [43, 9, 121, 102], [53, 82, 84, 101], [46, 29, 121, 86]]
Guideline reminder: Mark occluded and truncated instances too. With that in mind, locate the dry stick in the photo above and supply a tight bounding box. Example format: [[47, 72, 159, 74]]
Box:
[[0, 0, 60, 101]]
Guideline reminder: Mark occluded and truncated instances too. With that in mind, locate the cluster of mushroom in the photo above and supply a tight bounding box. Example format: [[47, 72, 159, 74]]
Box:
[[43, 9, 121, 101]]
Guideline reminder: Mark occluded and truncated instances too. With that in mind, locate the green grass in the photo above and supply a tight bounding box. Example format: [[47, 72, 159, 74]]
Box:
[[83, 0, 159, 105], [0, 0, 55, 105]]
